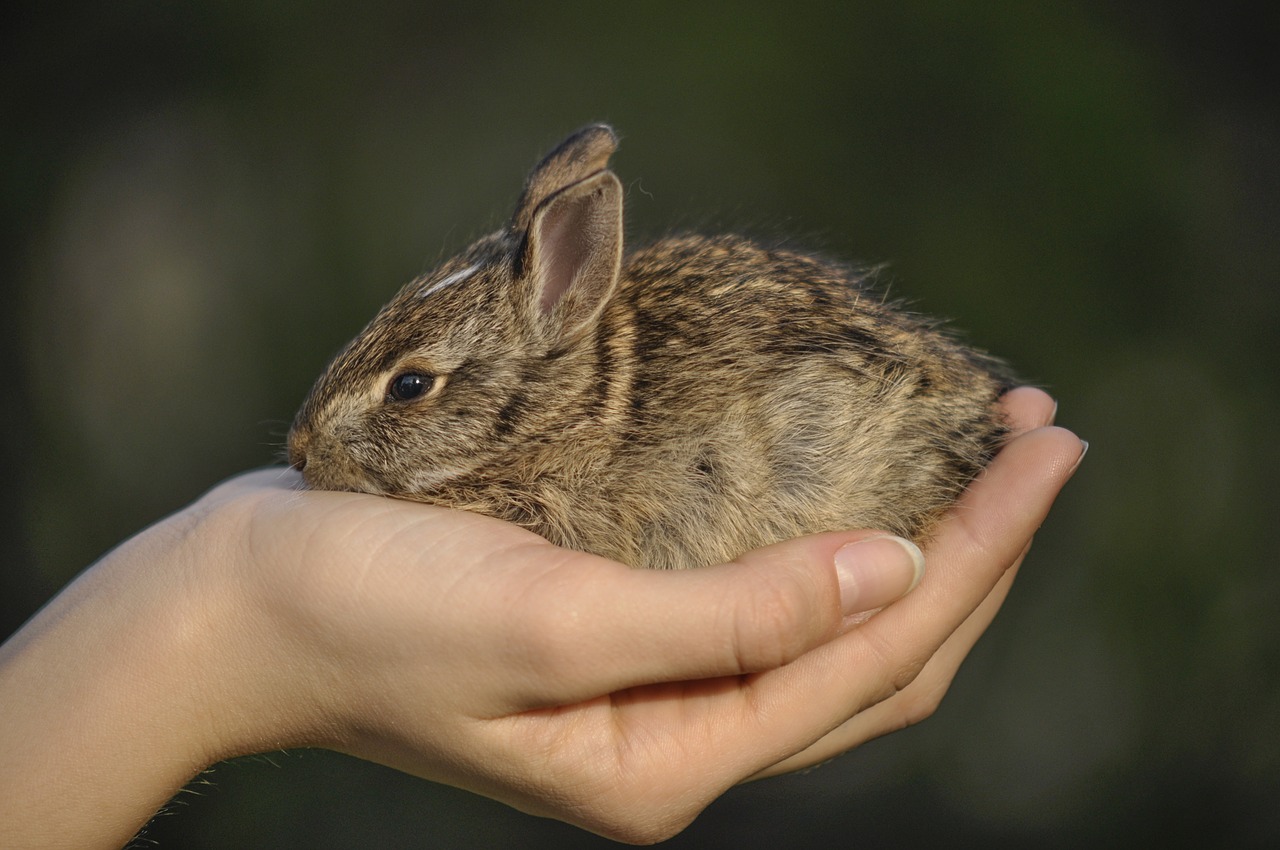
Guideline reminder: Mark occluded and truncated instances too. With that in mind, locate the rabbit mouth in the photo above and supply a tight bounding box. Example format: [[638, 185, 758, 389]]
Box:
[[297, 459, 382, 495]]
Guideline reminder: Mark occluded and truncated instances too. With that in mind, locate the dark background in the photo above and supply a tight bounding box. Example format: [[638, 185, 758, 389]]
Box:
[[3, 1, 1277, 846]]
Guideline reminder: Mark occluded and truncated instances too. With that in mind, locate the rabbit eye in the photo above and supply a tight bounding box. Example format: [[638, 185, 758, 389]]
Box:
[[387, 372, 434, 402]]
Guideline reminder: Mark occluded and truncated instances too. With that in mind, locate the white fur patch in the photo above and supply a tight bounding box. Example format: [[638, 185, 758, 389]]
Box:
[[408, 464, 472, 491], [418, 264, 480, 299]]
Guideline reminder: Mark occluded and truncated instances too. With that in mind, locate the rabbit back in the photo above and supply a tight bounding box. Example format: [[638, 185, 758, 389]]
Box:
[[421, 234, 1011, 569]]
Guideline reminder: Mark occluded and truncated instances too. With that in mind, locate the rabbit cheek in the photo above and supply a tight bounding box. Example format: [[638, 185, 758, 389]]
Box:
[[358, 410, 468, 497]]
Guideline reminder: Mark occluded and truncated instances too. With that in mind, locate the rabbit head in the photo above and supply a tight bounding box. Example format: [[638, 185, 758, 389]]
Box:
[[288, 125, 624, 496]]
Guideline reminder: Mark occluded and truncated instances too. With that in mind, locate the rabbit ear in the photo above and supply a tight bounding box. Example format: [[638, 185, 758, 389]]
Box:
[[511, 125, 619, 234], [518, 169, 623, 343]]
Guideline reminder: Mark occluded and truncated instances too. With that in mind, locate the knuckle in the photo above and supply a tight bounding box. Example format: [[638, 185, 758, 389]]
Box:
[[586, 788, 708, 845], [861, 626, 929, 699], [512, 605, 582, 676], [554, 735, 718, 844], [888, 655, 929, 695], [730, 567, 822, 671], [598, 814, 695, 845], [505, 565, 606, 683], [899, 672, 956, 726], [856, 628, 961, 728]]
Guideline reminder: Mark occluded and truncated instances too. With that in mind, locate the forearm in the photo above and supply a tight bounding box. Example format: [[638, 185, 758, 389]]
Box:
[[0, 518, 232, 849]]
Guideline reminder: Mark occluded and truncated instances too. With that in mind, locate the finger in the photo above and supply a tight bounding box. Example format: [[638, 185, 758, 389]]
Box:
[[708, 426, 1084, 774], [999, 386, 1057, 434], [754, 547, 1029, 777], [852, 427, 1081, 681], [496, 529, 923, 709], [904, 550, 1025, 713]]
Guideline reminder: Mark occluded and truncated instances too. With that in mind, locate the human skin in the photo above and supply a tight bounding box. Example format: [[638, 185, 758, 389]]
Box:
[[0, 388, 1082, 848]]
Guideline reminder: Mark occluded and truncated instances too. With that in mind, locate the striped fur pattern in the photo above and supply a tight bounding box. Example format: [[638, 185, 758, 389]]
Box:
[[288, 126, 1013, 570]]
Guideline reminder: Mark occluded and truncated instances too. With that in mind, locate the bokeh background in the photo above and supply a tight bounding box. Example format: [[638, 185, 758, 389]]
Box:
[[3, 1, 1277, 846]]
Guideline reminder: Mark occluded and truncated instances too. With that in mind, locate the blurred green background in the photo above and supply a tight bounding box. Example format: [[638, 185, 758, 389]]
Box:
[[3, 0, 1277, 846]]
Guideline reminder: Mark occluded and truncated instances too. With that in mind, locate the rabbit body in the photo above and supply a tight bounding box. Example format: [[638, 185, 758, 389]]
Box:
[[288, 126, 1012, 570]]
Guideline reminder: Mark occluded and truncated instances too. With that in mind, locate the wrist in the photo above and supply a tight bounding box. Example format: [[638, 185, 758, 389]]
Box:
[[178, 480, 371, 760], [0, 509, 240, 848], [172, 488, 346, 762]]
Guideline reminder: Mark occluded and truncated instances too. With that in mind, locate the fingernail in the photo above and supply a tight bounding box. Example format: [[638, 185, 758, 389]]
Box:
[[834, 536, 926, 617], [1069, 439, 1090, 474]]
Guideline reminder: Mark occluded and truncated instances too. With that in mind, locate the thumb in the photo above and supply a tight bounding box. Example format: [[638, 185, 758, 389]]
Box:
[[503, 530, 926, 707], [832, 535, 926, 623]]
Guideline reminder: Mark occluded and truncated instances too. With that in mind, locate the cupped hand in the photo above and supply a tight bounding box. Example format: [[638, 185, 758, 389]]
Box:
[[190, 387, 1079, 843]]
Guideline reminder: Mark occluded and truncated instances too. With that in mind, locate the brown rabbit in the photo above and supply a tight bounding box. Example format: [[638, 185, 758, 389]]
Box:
[[288, 125, 1014, 570]]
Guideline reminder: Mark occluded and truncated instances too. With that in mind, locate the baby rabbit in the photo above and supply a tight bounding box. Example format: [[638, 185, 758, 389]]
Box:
[[288, 125, 1014, 570]]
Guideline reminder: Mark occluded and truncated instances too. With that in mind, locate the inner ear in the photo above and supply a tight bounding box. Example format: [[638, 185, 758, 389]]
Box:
[[524, 170, 623, 341], [540, 190, 593, 313]]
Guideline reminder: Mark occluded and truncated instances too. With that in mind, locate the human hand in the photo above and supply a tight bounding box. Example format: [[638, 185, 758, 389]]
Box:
[[750, 387, 1079, 776], [0, 388, 1082, 848], [181, 387, 1080, 842]]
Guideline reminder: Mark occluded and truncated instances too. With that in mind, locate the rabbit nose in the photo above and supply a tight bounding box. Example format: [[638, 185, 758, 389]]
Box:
[[287, 431, 309, 472]]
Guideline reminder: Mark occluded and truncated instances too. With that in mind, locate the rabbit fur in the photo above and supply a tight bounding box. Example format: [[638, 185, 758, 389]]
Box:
[[288, 125, 1014, 570]]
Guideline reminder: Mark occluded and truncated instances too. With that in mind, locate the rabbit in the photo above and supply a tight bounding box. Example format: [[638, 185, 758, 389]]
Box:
[[287, 124, 1015, 570]]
